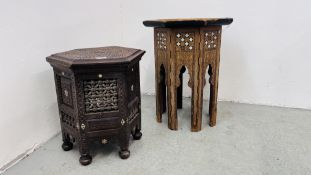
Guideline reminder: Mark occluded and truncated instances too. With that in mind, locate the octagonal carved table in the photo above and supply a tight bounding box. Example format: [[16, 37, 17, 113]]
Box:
[[46, 46, 145, 165], [143, 18, 233, 131]]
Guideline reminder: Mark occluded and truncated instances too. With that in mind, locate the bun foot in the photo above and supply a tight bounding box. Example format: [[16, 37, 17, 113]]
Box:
[[79, 155, 92, 166], [62, 142, 73, 151], [132, 130, 142, 140], [119, 150, 130, 159]]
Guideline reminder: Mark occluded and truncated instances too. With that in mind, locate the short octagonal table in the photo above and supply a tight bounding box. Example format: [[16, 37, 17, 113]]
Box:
[[46, 46, 145, 165], [143, 18, 233, 131]]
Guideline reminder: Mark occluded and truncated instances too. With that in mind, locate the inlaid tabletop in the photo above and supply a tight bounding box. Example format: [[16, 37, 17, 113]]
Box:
[[46, 46, 145, 68], [143, 18, 233, 28]]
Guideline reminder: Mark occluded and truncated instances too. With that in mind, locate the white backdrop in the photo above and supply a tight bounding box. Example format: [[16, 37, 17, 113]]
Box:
[[118, 0, 311, 109], [1, 0, 311, 170]]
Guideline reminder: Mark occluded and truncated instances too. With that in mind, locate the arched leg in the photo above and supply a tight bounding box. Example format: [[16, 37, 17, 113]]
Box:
[[208, 62, 219, 127], [160, 70, 166, 113], [177, 66, 186, 109], [191, 61, 204, 132], [167, 64, 178, 130]]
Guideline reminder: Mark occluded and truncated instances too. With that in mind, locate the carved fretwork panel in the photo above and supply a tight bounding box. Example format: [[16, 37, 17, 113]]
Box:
[[156, 32, 168, 50], [203, 30, 221, 50], [154, 29, 170, 84], [61, 111, 77, 131], [202, 51, 217, 87], [174, 31, 196, 88], [175, 52, 194, 88], [83, 79, 118, 113], [201, 28, 221, 87], [175, 32, 195, 51]]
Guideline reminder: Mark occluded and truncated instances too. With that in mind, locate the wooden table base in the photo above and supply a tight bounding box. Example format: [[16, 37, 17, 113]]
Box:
[[144, 18, 233, 131]]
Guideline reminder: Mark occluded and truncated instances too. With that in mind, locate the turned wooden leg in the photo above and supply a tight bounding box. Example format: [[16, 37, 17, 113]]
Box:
[[191, 61, 204, 132], [132, 117, 142, 140], [119, 133, 130, 159], [177, 66, 186, 109], [167, 67, 178, 130], [209, 63, 219, 127], [132, 128, 142, 140], [61, 132, 73, 151], [79, 138, 92, 166]]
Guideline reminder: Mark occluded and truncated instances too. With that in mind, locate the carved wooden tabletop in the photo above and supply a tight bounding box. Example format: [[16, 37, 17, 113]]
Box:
[[143, 18, 233, 28], [46, 46, 145, 68]]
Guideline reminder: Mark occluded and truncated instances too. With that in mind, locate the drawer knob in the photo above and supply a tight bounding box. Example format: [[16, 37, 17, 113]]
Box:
[[131, 68, 134, 72], [101, 139, 108, 144], [81, 123, 86, 130], [121, 119, 125, 126], [131, 85, 134, 91], [98, 74, 103, 78]]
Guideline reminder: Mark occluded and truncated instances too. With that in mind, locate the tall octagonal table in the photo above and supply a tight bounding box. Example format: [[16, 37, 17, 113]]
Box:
[[143, 18, 233, 131]]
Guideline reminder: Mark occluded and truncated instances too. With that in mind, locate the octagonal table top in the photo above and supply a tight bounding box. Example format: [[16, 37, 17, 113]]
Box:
[[143, 18, 233, 28], [46, 46, 145, 68]]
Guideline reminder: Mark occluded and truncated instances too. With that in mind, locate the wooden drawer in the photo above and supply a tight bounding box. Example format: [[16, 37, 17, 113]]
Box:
[[86, 117, 120, 132]]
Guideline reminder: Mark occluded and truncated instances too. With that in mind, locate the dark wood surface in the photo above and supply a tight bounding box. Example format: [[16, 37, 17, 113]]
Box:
[[47, 46, 145, 165], [47, 46, 145, 68], [143, 18, 233, 28]]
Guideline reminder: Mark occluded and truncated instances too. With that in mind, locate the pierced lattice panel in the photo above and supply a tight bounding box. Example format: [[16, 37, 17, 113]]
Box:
[[156, 32, 167, 50], [83, 79, 118, 113], [204, 30, 221, 50], [175, 32, 195, 51], [61, 112, 77, 130]]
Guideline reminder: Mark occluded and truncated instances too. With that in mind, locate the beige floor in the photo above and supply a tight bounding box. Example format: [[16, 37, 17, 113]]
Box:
[[3, 95, 311, 175]]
